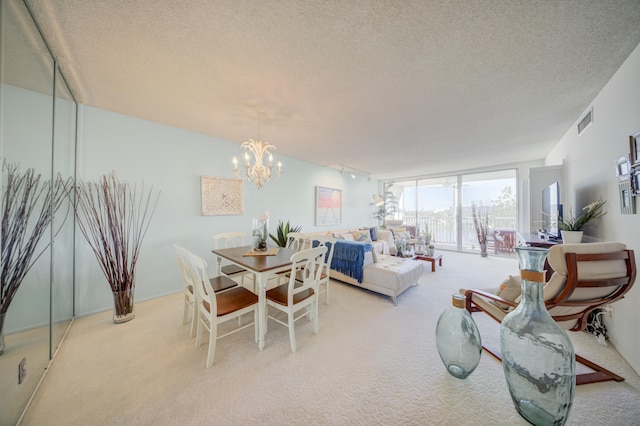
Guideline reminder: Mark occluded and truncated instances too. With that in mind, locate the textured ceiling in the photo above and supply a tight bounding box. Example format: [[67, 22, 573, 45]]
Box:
[[21, 0, 640, 180]]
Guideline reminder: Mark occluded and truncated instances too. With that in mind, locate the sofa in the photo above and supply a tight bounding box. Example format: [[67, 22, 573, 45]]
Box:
[[302, 230, 424, 305]]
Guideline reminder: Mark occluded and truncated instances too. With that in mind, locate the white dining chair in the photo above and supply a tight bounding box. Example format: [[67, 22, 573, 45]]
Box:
[[187, 251, 259, 368], [265, 246, 327, 353], [286, 232, 308, 251], [212, 232, 255, 287], [311, 236, 336, 305], [174, 244, 237, 338]]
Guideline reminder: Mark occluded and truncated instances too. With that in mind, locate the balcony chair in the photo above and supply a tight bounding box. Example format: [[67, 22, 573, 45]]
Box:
[[462, 242, 636, 385], [265, 246, 327, 353], [493, 229, 516, 255], [173, 244, 237, 338], [187, 251, 259, 368]]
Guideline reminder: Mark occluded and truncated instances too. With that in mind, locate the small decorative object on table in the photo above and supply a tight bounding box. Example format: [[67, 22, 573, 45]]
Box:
[[435, 293, 482, 379], [500, 246, 575, 425], [252, 211, 269, 251], [426, 244, 435, 256]]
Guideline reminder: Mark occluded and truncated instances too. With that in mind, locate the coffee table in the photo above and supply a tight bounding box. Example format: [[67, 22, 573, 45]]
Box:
[[414, 253, 443, 272]]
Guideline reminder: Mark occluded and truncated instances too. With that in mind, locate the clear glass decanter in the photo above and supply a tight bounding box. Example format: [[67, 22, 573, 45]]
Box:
[[500, 246, 575, 426], [435, 293, 482, 379]]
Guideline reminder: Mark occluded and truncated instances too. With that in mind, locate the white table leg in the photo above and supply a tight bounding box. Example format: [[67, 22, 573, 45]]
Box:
[[258, 272, 266, 351]]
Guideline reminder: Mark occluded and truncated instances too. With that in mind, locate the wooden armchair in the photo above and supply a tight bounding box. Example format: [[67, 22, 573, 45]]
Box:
[[463, 242, 636, 385]]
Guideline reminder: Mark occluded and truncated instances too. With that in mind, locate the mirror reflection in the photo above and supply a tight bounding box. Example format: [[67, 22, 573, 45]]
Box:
[[1, 0, 76, 423]]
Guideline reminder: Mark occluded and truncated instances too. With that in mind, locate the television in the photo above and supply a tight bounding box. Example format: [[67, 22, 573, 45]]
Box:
[[541, 182, 562, 240]]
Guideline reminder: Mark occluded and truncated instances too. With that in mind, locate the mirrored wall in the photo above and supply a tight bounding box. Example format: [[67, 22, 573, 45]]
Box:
[[0, 0, 77, 423]]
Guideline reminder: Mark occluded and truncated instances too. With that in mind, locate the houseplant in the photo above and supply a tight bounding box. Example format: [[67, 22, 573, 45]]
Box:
[[269, 219, 302, 248], [558, 199, 606, 243], [71, 172, 159, 323], [1, 162, 71, 354]]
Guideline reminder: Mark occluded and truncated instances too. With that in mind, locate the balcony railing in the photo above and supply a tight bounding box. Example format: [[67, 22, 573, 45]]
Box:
[[401, 215, 516, 247]]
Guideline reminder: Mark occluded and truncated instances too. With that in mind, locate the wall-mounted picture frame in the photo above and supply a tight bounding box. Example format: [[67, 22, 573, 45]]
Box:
[[616, 155, 632, 181], [618, 180, 635, 214], [315, 186, 342, 226], [630, 130, 640, 166], [631, 167, 640, 197], [200, 176, 243, 215]]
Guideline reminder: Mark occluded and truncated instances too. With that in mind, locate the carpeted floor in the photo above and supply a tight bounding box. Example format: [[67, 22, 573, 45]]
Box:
[[20, 251, 640, 425]]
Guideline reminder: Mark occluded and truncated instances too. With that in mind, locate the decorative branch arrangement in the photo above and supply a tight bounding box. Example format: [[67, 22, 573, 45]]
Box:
[[71, 172, 160, 322], [1, 162, 71, 354], [472, 203, 489, 257]]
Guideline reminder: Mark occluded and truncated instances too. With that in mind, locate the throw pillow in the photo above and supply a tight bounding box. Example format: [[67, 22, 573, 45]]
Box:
[[353, 230, 372, 242], [339, 233, 355, 241], [368, 227, 378, 241], [490, 275, 521, 310]]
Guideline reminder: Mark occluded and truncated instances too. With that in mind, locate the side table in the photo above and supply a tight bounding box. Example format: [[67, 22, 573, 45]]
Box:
[[414, 253, 443, 272]]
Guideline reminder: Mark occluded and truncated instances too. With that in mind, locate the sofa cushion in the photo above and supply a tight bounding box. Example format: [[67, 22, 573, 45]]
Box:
[[353, 229, 373, 242]]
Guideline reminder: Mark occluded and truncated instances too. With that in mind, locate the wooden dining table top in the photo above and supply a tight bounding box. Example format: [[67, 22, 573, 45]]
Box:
[[212, 245, 297, 273]]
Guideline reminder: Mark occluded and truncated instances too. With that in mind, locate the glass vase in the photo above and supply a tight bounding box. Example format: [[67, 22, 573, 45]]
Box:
[[252, 217, 269, 251], [435, 293, 482, 379], [112, 288, 135, 324], [500, 246, 575, 425]]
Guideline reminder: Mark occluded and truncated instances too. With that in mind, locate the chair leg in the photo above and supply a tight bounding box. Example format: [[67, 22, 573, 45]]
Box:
[[254, 309, 259, 343], [195, 312, 203, 348], [189, 305, 197, 338], [481, 344, 625, 386], [182, 297, 190, 325], [206, 321, 217, 368], [312, 300, 319, 335], [288, 311, 297, 353], [325, 281, 330, 305]]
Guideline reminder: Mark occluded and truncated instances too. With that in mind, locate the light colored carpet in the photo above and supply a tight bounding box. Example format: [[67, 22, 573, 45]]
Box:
[[21, 251, 640, 425]]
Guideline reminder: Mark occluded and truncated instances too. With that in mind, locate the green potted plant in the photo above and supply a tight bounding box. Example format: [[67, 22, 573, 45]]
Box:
[[269, 220, 302, 248], [558, 199, 606, 243]]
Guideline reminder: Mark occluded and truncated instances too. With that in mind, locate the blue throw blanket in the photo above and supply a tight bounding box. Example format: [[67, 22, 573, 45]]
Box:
[[321, 240, 371, 283]]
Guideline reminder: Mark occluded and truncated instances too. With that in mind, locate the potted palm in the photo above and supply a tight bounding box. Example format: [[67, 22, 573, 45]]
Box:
[[558, 199, 606, 243], [71, 172, 159, 323], [269, 220, 302, 248]]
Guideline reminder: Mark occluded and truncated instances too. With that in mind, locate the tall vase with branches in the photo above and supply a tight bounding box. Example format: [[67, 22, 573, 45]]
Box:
[[0, 162, 71, 354], [71, 172, 159, 323], [472, 203, 489, 257]]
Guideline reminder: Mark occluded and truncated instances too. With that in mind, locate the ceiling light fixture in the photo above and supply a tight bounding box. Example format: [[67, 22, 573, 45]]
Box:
[[232, 111, 282, 189]]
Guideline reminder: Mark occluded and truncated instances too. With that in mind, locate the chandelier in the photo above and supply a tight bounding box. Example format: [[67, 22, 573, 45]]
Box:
[[232, 138, 282, 189]]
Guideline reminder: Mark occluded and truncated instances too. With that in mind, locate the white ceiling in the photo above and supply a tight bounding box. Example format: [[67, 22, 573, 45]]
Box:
[[22, 0, 640, 180]]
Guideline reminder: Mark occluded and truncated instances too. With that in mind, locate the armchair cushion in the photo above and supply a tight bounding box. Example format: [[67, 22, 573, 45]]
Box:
[[491, 275, 521, 310]]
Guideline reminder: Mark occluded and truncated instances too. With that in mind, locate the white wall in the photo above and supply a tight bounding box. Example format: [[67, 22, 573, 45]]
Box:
[[546, 42, 640, 374], [74, 105, 378, 316]]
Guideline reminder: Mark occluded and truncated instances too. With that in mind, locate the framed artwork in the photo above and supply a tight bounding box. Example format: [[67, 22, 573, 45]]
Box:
[[632, 167, 640, 197], [315, 186, 342, 226], [615, 155, 631, 181], [618, 180, 635, 214], [631, 130, 640, 166], [200, 176, 242, 215]]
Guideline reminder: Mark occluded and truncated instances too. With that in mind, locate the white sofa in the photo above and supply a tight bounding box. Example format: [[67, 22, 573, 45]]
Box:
[[303, 227, 394, 255], [302, 229, 423, 305], [330, 250, 423, 305]]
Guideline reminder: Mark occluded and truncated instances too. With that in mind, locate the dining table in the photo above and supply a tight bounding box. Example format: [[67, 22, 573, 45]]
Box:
[[211, 245, 297, 351]]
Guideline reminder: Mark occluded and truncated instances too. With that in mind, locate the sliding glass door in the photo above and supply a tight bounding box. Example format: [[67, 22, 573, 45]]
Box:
[[392, 169, 517, 254]]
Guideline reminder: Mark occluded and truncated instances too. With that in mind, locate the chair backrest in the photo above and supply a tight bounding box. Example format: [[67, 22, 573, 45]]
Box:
[[212, 232, 246, 249], [543, 242, 636, 330], [186, 251, 217, 318], [312, 236, 336, 279], [286, 246, 328, 299], [286, 232, 308, 251], [174, 244, 196, 294]]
